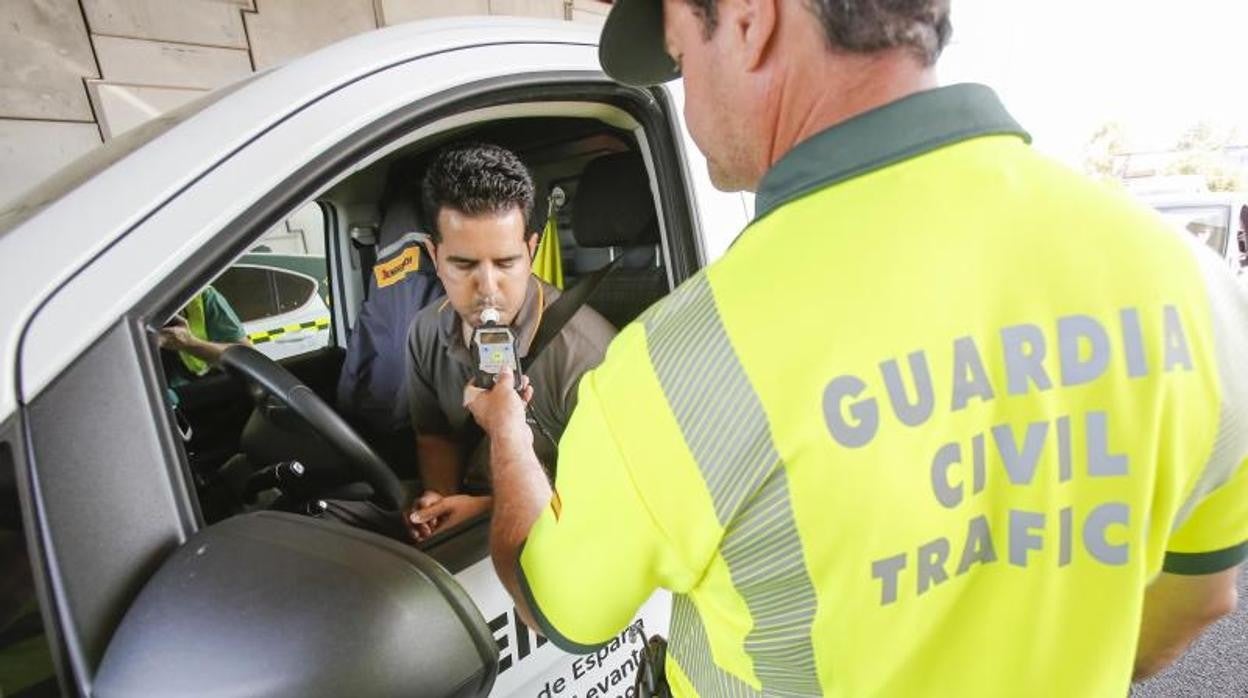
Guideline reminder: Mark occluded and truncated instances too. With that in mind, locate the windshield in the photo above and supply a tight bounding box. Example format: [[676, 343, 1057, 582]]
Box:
[[1157, 205, 1232, 256], [0, 72, 263, 237]]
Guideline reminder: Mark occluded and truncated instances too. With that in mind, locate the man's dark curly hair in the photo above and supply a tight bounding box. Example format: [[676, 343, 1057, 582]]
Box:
[[683, 0, 951, 67], [420, 142, 536, 243]]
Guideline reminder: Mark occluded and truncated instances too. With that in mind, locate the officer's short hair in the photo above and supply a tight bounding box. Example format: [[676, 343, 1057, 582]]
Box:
[[683, 0, 952, 67], [420, 142, 537, 243]]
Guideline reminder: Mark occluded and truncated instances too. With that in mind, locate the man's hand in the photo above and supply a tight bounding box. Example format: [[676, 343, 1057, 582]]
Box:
[[464, 366, 533, 437], [405, 490, 443, 541], [158, 315, 196, 351], [407, 493, 494, 543], [156, 314, 245, 365]]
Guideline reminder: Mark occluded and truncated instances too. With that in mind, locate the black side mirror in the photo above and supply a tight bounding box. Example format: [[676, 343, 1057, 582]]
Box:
[[95, 512, 497, 697]]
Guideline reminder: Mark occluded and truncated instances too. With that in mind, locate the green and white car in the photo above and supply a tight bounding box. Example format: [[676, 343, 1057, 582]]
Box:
[[216, 252, 333, 361]]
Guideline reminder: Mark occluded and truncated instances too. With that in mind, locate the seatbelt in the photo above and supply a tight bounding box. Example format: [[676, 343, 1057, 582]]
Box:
[[514, 253, 624, 460], [521, 254, 624, 372]]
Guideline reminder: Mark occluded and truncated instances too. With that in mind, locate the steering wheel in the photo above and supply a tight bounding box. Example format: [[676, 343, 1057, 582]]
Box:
[[218, 345, 404, 511]]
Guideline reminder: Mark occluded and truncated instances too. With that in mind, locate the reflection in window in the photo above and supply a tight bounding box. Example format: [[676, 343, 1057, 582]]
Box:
[[273, 271, 316, 314], [1158, 205, 1231, 256], [214, 267, 279, 323], [213, 267, 318, 322]]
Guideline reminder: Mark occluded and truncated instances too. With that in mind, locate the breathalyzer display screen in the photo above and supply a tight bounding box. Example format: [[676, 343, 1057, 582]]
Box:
[[478, 331, 511, 344], [473, 324, 521, 390]]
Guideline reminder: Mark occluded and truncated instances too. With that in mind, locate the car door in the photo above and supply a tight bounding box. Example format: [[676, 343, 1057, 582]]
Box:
[[9, 20, 750, 697], [1237, 202, 1248, 282]]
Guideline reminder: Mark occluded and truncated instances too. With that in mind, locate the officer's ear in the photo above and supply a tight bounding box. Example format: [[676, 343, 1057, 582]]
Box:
[[729, 0, 778, 74]]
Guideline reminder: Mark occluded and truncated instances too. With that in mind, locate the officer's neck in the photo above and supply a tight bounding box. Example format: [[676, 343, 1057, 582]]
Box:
[[764, 49, 937, 174]]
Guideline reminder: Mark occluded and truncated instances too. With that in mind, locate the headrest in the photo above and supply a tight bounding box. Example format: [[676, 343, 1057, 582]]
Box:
[[377, 196, 424, 250], [571, 152, 659, 248]]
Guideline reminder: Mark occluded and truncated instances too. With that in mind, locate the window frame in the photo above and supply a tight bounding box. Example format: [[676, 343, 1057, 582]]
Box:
[[133, 73, 699, 522]]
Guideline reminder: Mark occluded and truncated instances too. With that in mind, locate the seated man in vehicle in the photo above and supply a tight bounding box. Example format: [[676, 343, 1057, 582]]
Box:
[[159, 286, 250, 396], [405, 142, 615, 542]]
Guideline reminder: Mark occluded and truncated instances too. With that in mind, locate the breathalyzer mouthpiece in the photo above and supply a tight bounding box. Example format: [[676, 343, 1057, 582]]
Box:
[[479, 307, 502, 325]]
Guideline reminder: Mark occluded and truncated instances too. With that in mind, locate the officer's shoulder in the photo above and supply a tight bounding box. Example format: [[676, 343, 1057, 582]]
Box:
[[636, 268, 718, 331], [200, 285, 228, 306]]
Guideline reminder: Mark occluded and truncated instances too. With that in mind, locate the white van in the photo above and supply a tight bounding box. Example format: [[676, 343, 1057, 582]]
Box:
[[1143, 191, 1248, 287], [0, 18, 752, 698]]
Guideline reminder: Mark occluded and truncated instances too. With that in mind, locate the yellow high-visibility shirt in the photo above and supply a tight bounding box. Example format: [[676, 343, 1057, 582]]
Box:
[[517, 84, 1248, 697]]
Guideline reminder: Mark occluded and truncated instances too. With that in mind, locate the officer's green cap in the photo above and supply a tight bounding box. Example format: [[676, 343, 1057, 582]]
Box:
[[598, 0, 680, 87]]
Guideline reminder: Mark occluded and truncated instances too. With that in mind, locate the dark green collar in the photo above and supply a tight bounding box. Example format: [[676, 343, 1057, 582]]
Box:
[[753, 83, 1030, 221]]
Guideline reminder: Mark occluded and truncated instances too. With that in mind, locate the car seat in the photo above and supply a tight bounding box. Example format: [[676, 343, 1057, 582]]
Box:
[[335, 173, 444, 477], [570, 151, 669, 328]]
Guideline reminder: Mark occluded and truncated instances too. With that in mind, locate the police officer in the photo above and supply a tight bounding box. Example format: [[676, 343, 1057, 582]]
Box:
[[467, 1, 1248, 695], [159, 285, 249, 388]]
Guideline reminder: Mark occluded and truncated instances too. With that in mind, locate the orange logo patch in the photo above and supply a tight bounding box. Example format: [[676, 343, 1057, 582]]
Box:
[[373, 247, 420, 288]]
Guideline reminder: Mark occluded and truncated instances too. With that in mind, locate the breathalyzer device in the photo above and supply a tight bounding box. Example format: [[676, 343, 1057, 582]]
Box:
[[471, 308, 523, 390]]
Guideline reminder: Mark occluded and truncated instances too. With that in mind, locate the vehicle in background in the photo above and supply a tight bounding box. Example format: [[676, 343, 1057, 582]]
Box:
[[1143, 191, 1248, 285], [216, 253, 332, 360]]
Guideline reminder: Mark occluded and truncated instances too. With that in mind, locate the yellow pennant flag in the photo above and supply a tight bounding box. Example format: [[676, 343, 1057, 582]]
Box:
[[533, 213, 564, 289]]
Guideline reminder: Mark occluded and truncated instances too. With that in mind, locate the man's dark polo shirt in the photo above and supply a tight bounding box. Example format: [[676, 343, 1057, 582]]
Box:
[[405, 275, 616, 493]]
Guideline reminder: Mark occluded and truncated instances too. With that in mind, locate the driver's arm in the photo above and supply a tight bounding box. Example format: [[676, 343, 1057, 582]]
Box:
[[416, 434, 463, 496], [161, 286, 251, 365], [406, 335, 464, 496], [158, 319, 244, 365]]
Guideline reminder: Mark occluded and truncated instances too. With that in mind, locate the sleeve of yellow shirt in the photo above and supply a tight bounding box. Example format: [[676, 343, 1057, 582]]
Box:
[[516, 354, 701, 652], [1164, 245, 1248, 576], [1164, 455, 1248, 575]]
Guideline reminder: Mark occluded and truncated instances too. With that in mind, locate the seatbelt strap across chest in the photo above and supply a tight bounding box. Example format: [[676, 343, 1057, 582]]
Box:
[[521, 255, 623, 371]]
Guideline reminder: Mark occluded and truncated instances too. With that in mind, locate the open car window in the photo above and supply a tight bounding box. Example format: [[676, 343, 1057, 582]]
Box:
[[153, 92, 691, 543]]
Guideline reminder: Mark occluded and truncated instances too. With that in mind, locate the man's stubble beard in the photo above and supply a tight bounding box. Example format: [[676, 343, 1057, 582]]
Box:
[[707, 154, 758, 193], [702, 116, 762, 193]]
